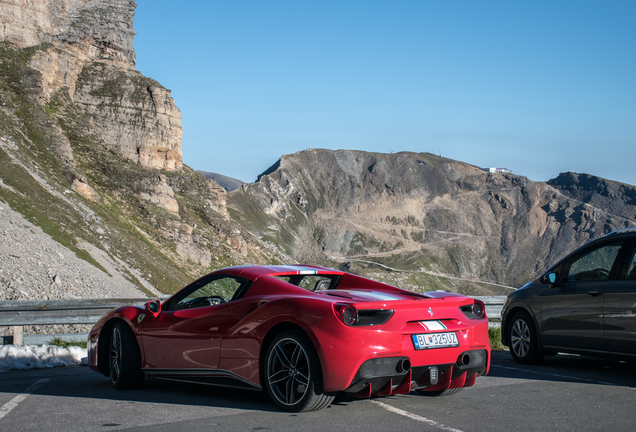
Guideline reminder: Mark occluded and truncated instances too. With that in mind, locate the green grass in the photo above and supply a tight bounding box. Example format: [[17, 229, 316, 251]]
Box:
[[48, 337, 87, 349], [489, 326, 505, 351]]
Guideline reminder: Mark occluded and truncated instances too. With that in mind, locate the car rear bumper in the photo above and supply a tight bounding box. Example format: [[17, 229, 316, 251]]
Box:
[[342, 349, 489, 397]]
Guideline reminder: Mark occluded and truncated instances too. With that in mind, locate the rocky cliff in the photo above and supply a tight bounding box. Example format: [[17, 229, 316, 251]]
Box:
[[1, 0, 181, 173], [228, 149, 636, 295], [2, 1, 635, 304], [0, 0, 283, 304], [1, 0, 136, 66]]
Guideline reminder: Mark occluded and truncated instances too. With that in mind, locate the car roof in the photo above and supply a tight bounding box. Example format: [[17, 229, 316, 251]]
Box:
[[217, 265, 345, 280], [603, 227, 636, 238]]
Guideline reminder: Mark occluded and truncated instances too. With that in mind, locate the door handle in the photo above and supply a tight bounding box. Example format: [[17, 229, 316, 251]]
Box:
[[587, 290, 603, 297]]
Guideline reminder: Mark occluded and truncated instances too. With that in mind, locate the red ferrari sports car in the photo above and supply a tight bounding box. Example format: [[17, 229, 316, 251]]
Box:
[[88, 265, 490, 411]]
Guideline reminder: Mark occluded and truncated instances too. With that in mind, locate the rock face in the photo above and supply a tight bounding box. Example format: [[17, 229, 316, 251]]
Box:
[[73, 62, 183, 171], [0, 0, 182, 171], [0, 0, 136, 66], [139, 174, 180, 214], [0, 0, 281, 305], [229, 149, 636, 292]]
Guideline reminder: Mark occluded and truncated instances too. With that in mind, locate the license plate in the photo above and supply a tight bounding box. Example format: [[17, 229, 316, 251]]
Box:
[[412, 332, 459, 350]]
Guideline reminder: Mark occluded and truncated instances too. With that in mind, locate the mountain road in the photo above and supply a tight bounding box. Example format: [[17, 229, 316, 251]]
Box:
[[0, 351, 634, 431]]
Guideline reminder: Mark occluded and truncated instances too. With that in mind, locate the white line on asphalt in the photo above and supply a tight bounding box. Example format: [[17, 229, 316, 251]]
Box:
[[371, 400, 465, 432], [491, 364, 635, 389], [0, 379, 50, 421]]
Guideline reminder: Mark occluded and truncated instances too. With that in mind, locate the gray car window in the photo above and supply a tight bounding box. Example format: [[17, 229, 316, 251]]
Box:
[[625, 250, 636, 280], [566, 244, 622, 282]]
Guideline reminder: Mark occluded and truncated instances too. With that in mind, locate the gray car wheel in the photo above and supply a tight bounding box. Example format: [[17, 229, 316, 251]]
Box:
[[509, 311, 544, 364]]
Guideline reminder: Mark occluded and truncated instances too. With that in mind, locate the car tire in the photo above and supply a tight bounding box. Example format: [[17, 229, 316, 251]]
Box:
[[508, 311, 544, 365], [417, 387, 463, 397], [264, 330, 335, 412], [109, 321, 145, 390]]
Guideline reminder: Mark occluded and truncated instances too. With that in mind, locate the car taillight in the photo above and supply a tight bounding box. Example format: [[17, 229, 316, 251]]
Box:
[[357, 309, 394, 326], [333, 304, 394, 326], [335, 303, 357, 326], [460, 300, 486, 319]]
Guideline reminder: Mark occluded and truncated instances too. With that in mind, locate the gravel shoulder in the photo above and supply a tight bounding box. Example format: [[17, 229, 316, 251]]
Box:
[[0, 200, 149, 336]]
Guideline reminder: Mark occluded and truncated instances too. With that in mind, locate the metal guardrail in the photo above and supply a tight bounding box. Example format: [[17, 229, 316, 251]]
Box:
[[0, 298, 151, 345], [0, 296, 507, 344], [0, 298, 152, 326], [475, 296, 506, 322]]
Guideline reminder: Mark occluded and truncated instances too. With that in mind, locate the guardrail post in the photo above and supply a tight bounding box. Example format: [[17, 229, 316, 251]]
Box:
[[12, 325, 23, 345]]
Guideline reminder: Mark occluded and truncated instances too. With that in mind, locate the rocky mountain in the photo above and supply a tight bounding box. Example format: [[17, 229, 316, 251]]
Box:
[[0, 0, 283, 306], [2, 0, 635, 310], [228, 149, 636, 295]]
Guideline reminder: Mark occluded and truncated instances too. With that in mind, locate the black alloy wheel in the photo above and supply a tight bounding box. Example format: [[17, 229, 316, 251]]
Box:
[[109, 321, 145, 389], [264, 330, 335, 412]]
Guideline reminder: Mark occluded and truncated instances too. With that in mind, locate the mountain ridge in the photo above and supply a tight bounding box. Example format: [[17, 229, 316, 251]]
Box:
[[197, 171, 245, 192], [1, 1, 635, 311], [228, 149, 635, 294]]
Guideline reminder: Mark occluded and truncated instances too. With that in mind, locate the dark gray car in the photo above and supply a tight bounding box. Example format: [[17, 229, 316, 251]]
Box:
[[501, 227, 636, 364]]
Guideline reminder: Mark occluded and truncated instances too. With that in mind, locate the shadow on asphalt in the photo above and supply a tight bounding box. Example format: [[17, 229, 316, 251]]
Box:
[[0, 366, 371, 413], [489, 349, 636, 388], [0, 366, 279, 412], [3, 350, 635, 413]]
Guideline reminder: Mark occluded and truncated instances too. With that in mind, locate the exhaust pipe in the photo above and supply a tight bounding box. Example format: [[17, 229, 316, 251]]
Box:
[[396, 358, 411, 373], [457, 353, 470, 367]]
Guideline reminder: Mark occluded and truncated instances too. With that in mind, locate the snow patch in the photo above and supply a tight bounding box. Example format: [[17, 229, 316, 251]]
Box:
[[0, 345, 88, 372]]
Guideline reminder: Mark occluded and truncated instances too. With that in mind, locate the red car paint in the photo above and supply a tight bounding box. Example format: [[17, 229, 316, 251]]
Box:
[[89, 265, 490, 410]]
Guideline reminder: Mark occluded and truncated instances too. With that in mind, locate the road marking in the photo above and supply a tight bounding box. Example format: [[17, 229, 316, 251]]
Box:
[[0, 379, 50, 420], [371, 400, 465, 432], [491, 364, 635, 389]]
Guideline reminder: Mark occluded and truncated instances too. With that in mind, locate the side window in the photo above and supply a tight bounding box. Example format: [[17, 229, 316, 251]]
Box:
[[565, 242, 623, 282], [625, 248, 636, 280], [170, 276, 248, 310]]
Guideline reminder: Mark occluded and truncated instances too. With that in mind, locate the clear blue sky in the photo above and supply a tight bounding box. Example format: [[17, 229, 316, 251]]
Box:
[[133, 1, 635, 186]]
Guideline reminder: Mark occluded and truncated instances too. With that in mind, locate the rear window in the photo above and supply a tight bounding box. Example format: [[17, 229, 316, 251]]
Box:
[[275, 274, 340, 291]]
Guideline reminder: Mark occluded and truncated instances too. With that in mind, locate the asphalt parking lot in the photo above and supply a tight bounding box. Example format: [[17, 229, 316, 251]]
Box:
[[1, 351, 635, 432]]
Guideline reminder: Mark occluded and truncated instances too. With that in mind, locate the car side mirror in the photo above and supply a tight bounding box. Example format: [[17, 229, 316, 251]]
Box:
[[146, 299, 161, 317], [546, 272, 557, 286]]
